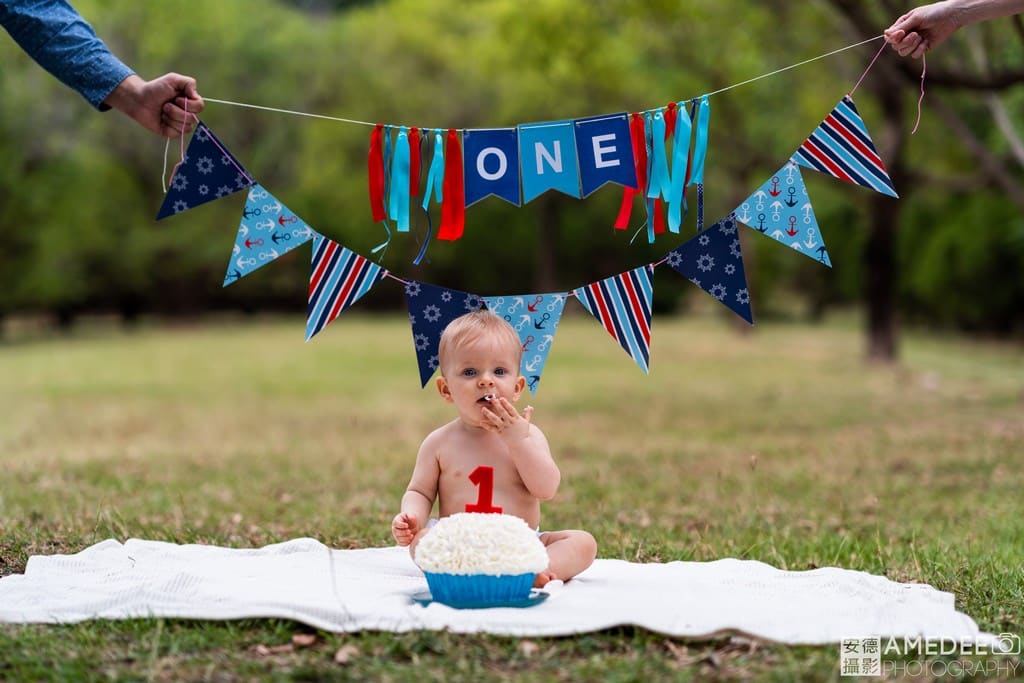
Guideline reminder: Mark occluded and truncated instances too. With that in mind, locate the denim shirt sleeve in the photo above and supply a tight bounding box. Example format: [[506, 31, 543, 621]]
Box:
[[0, 0, 135, 110]]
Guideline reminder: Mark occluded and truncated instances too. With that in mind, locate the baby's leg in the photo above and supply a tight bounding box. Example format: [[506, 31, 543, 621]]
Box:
[[535, 530, 597, 587]]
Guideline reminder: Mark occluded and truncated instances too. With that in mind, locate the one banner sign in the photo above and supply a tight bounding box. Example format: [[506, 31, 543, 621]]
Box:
[[517, 120, 581, 202], [574, 113, 638, 197]]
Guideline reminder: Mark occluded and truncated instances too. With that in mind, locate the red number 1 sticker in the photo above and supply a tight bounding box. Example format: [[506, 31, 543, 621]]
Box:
[[465, 465, 503, 513]]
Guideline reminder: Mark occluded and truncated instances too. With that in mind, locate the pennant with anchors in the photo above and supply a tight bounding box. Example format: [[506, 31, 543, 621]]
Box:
[[223, 183, 314, 286], [573, 265, 654, 373], [157, 122, 254, 220], [665, 213, 754, 324], [734, 160, 831, 267], [792, 95, 898, 198], [405, 281, 485, 386], [483, 293, 567, 395], [306, 234, 388, 341]]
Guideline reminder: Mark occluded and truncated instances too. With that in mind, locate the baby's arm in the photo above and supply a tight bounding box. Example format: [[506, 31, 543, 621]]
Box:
[[482, 399, 560, 500], [392, 434, 441, 546]]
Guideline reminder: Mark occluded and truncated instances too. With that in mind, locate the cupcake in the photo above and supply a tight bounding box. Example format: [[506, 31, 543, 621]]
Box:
[[414, 512, 548, 606]]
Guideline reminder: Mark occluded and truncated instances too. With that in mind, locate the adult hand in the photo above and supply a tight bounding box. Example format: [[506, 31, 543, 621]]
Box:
[[885, 1, 964, 58], [103, 72, 205, 138]]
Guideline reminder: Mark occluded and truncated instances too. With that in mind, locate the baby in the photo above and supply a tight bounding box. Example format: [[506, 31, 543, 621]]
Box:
[[392, 309, 596, 586]]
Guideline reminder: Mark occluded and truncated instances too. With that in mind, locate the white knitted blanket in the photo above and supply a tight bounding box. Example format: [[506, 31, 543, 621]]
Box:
[[0, 538, 990, 644]]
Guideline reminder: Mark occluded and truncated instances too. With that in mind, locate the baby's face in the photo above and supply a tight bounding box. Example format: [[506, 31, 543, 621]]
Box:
[[437, 335, 524, 427]]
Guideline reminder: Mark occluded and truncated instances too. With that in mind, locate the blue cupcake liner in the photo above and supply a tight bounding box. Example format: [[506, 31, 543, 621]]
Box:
[[424, 571, 536, 606]]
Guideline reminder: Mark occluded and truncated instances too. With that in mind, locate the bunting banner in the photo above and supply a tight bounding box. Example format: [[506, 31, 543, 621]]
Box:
[[793, 95, 898, 199], [306, 234, 388, 341], [665, 214, 753, 324], [574, 113, 639, 197], [157, 122, 254, 220], [573, 265, 654, 374], [734, 161, 831, 267], [223, 184, 314, 286], [405, 281, 486, 386], [483, 293, 567, 394], [518, 120, 581, 203], [463, 128, 521, 207]]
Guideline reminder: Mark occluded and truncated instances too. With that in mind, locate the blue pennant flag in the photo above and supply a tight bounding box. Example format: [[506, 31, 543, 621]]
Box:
[[517, 120, 581, 203], [156, 122, 254, 220], [405, 282, 486, 387], [306, 235, 387, 341], [223, 184, 314, 286], [734, 161, 831, 267], [573, 266, 654, 373], [483, 293, 567, 394], [574, 113, 638, 197], [793, 95, 898, 198], [463, 128, 521, 207], [665, 214, 754, 324]]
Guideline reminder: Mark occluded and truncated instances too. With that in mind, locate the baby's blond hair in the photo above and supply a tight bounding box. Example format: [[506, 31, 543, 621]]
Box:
[[438, 310, 522, 376]]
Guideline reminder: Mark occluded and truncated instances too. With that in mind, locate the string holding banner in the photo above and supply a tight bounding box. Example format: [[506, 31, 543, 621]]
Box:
[[155, 37, 906, 392]]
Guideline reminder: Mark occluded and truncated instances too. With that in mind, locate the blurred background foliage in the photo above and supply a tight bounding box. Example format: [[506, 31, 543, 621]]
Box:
[[0, 0, 1021, 342]]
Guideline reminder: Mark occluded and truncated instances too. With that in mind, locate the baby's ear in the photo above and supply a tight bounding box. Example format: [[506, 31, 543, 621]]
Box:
[[436, 376, 454, 402], [512, 375, 526, 401]]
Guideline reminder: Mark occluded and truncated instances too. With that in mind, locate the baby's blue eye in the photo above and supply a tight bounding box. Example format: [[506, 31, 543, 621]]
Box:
[[461, 368, 477, 377], [494, 368, 506, 376]]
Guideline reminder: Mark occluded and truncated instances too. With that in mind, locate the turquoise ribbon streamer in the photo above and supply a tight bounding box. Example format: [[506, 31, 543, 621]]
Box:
[[667, 101, 693, 233], [645, 111, 671, 202], [389, 126, 411, 232], [421, 129, 445, 210], [688, 96, 710, 186], [644, 114, 657, 244]]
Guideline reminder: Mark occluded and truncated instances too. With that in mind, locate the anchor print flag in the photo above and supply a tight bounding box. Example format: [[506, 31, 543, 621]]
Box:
[[792, 95, 898, 198], [223, 184, 314, 286], [733, 161, 831, 267], [306, 235, 387, 341], [665, 214, 754, 324], [405, 282, 485, 386], [156, 122, 254, 220], [483, 293, 568, 394], [573, 266, 654, 373]]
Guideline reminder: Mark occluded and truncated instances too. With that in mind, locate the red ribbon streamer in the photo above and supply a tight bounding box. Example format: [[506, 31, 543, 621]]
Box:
[[367, 123, 386, 222], [614, 113, 650, 230], [439, 128, 465, 241], [408, 127, 421, 200]]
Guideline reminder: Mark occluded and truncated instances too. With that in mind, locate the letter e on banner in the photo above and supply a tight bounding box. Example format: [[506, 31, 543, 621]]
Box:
[[574, 113, 638, 197], [463, 128, 521, 206]]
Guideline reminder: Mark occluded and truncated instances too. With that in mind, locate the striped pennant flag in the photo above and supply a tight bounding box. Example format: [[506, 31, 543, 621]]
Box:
[[306, 234, 387, 341], [792, 95, 898, 199], [573, 265, 654, 373]]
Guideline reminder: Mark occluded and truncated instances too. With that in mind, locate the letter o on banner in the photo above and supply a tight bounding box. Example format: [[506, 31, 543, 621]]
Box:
[[477, 147, 508, 181]]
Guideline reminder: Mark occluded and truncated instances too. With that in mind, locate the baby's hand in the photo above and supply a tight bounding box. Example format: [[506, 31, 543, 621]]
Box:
[[391, 512, 420, 546], [481, 398, 533, 440]]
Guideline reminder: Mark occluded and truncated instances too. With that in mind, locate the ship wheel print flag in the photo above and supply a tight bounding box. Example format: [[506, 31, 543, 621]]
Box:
[[157, 122, 255, 220]]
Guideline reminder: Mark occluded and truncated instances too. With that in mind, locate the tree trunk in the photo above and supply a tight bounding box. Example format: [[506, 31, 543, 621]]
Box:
[[864, 78, 908, 363]]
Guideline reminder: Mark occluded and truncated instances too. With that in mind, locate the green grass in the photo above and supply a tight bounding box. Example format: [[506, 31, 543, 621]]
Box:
[[1, 313, 1022, 681]]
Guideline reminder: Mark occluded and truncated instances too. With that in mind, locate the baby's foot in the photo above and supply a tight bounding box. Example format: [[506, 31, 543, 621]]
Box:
[[533, 570, 557, 588]]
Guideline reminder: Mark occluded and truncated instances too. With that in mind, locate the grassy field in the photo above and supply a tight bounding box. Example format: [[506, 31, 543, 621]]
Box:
[[0, 313, 1021, 681]]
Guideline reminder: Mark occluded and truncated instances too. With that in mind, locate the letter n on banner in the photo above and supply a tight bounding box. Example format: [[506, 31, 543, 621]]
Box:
[[574, 113, 638, 197], [463, 128, 521, 206], [518, 120, 581, 203]]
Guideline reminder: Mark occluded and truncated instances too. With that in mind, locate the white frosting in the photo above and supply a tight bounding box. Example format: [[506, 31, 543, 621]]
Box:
[[415, 513, 548, 576]]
